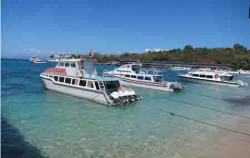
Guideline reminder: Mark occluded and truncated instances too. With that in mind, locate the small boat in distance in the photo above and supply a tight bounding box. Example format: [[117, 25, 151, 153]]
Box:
[[103, 63, 185, 92], [40, 57, 141, 105], [178, 69, 248, 87], [169, 66, 191, 71], [29, 56, 46, 63]]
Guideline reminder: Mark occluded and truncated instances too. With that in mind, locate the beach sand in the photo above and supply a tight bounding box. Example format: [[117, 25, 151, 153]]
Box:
[[218, 118, 250, 158]]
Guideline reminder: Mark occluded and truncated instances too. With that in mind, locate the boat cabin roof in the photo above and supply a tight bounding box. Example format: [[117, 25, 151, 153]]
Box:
[[189, 70, 232, 76], [82, 74, 118, 81]]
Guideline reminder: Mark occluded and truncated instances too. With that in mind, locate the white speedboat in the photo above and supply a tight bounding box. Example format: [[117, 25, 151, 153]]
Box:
[[178, 69, 248, 87], [40, 58, 141, 105], [103, 63, 185, 92], [229, 70, 250, 75], [29, 56, 46, 63], [169, 66, 191, 71]]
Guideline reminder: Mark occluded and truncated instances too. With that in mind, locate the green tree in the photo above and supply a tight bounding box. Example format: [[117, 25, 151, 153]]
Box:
[[233, 43, 247, 53], [183, 44, 194, 52]]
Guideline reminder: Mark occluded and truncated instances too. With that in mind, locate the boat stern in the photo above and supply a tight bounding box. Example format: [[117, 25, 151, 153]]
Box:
[[236, 80, 248, 87], [168, 82, 186, 91], [109, 89, 142, 105]]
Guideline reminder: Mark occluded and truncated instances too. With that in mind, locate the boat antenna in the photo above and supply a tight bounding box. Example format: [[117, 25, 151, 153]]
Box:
[[89, 49, 94, 57], [59, 54, 62, 62], [249, 4, 250, 19]]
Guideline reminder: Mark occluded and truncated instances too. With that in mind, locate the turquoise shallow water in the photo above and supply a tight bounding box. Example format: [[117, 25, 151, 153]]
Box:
[[2, 59, 250, 158]]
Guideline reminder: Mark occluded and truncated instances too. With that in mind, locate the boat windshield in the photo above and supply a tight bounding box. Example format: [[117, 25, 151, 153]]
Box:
[[104, 81, 120, 94], [131, 65, 140, 73], [220, 75, 234, 81], [153, 76, 163, 82]]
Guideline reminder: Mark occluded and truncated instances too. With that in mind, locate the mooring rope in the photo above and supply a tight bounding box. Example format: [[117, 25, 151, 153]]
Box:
[[186, 91, 223, 100], [146, 105, 250, 137], [207, 89, 248, 97], [165, 97, 250, 120]]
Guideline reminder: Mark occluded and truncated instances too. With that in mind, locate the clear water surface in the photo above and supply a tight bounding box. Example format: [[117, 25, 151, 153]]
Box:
[[2, 59, 250, 158]]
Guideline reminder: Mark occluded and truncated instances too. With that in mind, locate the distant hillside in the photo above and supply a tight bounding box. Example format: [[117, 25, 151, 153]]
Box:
[[94, 44, 250, 70]]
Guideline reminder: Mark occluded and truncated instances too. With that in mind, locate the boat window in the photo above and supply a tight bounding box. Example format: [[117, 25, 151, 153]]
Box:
[[87, 81, 94, 88], [125, 75, 130, 78], [54, 76, 58, 81], [220, 76, 234, 81], [200, 75, 206, 78], [49, 75, 53, 78], [59, 77, 65, 82], [131, 75, 136, 78], [145, 76, 152, 81], [71, 63, 76, 67], [153, 76, 163, 82], [104, 81, 120, 94], [65, 78, 71, 84], [206, 75, 213, 79], [74, 79, 79, 85], [72, 79, 76, 85], [79, 80, 86, 87], [94, 82, 100, 90], [137, 76, 144, 80], [192, 74, 199, 77], [65, 63, 70, 67]]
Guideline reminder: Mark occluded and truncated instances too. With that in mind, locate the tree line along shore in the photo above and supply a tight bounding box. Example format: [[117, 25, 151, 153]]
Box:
[[50, 43, 250, 70]]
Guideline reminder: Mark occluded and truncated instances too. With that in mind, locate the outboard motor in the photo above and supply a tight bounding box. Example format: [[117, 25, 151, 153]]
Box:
[[237, 80, 248, 87], [110, 91, 142, 105], [168, 82, 185, 91]]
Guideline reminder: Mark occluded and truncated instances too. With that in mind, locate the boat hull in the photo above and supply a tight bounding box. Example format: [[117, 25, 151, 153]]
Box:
[[179, 76, 241, 87], [42, 78, 111, 105], [118, 79, 175, 91], [104, 74, 183, 92], [33, 61, 46, 64]]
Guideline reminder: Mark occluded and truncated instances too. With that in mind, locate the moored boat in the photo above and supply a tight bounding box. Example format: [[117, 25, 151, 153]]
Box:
[[178, 69, 248, 87], [103, 63, 185, 92], [229, 69, 250, 75], [169, 66, 191, 71], [40, 58, 141, 105], [29, 56, 46, 63]]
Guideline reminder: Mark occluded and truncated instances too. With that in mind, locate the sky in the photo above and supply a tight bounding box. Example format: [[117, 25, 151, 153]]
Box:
[[2, 0, 250, 59]]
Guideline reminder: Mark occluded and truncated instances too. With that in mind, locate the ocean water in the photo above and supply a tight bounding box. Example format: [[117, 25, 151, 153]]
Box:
[[2, 59, 250, 158]]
